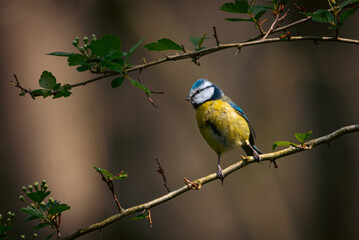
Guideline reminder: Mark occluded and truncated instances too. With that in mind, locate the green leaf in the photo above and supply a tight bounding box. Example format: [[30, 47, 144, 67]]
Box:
[[251, 5, 272, 20], [48, 203, 70, 216], [111, 171, 128, 180], [31, 89, 52, 98], [67, 54, 88, 66], [0, 224, 15, 235], [126, 38, 145, 61], [295, 131, 312, 144], [103, 50, 125, 62], [39, 71, 57, 90], [89, 34, 122, 57], [220, 0, 249, 13], [272, 141, 294, 151], [53, 83, 61, 91], [27, 190, 51, 203], [53, 84, 72, 99], [131, 211, 150, 220], [44, 231, 56, 240], [93, 167, 128, 180], [99, 60, 124, 72], [340, 6, 359, 22], [128, 77, 152, 94], [111, 77, 125, 88], [190, 33, 210, 51], [33, 222, 51, 230], [251, 4, 272, 14], [76, 63, 92, 72], [340, 0, 359, 8], [300, 9, 334, 24], [47, 52, 76, 57], [144, 38, 182, 51], [21, 206, 46, 221], [94, 167, 112, 179]]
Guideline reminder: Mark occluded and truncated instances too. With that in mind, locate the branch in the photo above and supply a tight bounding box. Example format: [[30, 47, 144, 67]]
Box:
[[123, 36, 359, 72], [62, 124, 359, 240], [65, 35, 359, 90]]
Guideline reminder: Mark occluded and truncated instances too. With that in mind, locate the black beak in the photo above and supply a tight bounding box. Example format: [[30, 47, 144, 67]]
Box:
[[186, 96, 192, 101]]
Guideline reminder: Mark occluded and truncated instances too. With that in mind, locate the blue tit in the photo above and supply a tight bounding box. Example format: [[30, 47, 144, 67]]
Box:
[[186, 79, 262, 182]]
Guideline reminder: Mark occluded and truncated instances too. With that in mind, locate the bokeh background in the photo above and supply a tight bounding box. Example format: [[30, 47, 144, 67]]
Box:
[[1, 0, 358, 239]]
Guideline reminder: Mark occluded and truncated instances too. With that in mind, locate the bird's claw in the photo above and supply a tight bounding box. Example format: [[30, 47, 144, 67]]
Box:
[[217, 165, 225, 185]]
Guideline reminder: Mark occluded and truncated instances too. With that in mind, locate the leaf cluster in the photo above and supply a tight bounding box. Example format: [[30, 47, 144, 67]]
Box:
[[0, 211, 16, 240], [144, 33, 211, 53], [300, 0, 359, 30], [93, 167, 128, 181], [220, 0, 278, 23], [49, 34, 143, 74], [30, 71, 72, 99], [19, 180, 70, 240], [272, 130, 312, 150]]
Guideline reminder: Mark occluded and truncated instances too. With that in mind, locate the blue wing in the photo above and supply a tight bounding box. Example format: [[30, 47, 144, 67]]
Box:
[[229, 102, 249, 122], [228, 101, 256, 142]]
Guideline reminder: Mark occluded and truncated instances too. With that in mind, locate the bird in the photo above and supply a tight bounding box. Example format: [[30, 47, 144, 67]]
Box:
[[186, 79, 262, 183]]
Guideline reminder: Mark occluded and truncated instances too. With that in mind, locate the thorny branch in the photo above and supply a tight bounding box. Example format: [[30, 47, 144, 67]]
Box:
[[62, 124, 359, 240], [11, 11, 359, 100]]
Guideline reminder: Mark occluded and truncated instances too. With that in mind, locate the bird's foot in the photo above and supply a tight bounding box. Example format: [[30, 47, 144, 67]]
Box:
[[254, 152, 262, 164], [217, 165, 225, 185]]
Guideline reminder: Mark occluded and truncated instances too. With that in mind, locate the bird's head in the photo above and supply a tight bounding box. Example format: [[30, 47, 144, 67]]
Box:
[[186, 79, 223, 108]]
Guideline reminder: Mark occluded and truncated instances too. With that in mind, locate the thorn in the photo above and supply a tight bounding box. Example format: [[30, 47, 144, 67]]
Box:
[[235, 47, 241, 56], [181, 44, 187, 53], [271, 159, 279, 168], [184, 177, 202, 190]]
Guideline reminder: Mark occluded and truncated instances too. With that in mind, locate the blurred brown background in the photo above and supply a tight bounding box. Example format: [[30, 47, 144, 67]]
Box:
[[0, 0, 358, 239]]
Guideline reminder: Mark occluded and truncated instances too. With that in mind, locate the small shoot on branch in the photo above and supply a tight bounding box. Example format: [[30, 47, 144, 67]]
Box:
[[190, 33, 211, 51], [272, 130, 313, 151], [94, 167, 128, 211], [131, 209, 152, 228], [299, 0, 359, 35], [19, 180, 70, 240]]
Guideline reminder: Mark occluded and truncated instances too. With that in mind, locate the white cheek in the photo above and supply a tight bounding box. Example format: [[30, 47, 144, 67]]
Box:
[[194, 87, 214, 104]]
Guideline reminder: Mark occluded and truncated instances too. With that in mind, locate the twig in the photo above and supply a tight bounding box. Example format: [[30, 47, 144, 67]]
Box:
[[95, 170, 123, 212], [147, 209, 152, 228], [56, 214, 61, 239], [263, 13, 280, 40], [245, 15, 311, 42], [263, 4, 288, 40], [156, 159, 171, 192], [213, 26, 220, 46], [137, 69, 161, 108], [10, 75, 36, 100], [62, 124, 359, 240]]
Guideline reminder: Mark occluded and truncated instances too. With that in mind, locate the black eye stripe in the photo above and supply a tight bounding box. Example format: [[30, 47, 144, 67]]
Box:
[[192, 85, 213, 97]]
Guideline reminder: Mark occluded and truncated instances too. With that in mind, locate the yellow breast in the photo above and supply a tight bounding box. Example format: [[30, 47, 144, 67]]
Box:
[[195, 99, 250, 155]]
